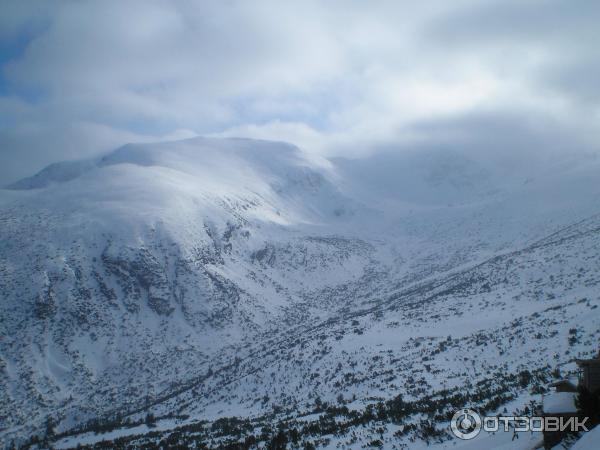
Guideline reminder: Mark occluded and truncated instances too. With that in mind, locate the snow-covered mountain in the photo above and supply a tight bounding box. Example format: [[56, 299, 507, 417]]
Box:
[[1, 137, 599, 449]]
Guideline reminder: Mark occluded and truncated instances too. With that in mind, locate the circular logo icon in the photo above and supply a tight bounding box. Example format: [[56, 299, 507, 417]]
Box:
[[450, 408, 482, 440]]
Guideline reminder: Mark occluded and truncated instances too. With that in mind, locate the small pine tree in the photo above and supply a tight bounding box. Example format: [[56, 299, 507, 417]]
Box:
[[45, 416, 55, 437], [145, 412, 156, 427], [314, 396, 323, 410]]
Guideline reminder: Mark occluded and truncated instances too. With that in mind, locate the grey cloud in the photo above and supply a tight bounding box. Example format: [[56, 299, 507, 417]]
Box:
[[538, 56, 600, 106], [0, 0, 50, 40], [426, 0, 600, 106], [0, 122, 148, 185], [357, 109, 593, 170], [428, 0, 600, 47]]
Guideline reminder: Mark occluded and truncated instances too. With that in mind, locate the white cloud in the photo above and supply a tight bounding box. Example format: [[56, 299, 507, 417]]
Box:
[[1, 0, 599, 184]]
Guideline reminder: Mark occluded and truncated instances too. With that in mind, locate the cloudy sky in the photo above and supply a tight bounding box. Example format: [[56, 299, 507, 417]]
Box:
[[1, 0, 599, 184]]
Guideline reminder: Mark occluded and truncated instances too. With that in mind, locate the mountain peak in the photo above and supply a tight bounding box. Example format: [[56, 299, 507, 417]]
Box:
[[5, 137, 315, 191]]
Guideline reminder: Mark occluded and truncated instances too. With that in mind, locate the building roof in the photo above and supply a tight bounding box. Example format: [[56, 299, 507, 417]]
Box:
[[543, 392, 578, 414]]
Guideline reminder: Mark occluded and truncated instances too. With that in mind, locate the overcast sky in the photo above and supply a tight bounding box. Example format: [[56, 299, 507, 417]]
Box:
[[1, 0, 599, 184]]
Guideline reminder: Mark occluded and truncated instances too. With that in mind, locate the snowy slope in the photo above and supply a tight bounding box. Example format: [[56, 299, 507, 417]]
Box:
[[0, 137, 390, 445], [1, 137, 600, 449], [48, 210, 600, 449]]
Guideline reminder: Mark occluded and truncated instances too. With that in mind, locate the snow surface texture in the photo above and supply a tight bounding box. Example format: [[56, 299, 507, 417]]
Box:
[[543, 392, 578, 414], [1, 137, 600, 449], [570, 426, 600, 450]]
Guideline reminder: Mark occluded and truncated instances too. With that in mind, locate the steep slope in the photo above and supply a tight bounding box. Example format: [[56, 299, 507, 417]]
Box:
[[51, 210, 600, 449], [0, 137, 377, 443]]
